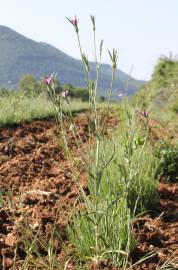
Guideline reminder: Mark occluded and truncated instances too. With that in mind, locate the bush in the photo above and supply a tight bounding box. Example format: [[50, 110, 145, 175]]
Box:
[[70, 87, 89, 101], [156, 142, 178, 182], [151, 55, 178, 89], [0, 87, 10, 97], [172, 106, 178, 114]]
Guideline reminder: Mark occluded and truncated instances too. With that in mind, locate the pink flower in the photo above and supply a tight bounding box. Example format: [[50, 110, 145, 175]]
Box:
[[136, 108, 151, 119], [42, 74, 53, 86], [61, 90, 69, 99], [67, 15, 79, 28]]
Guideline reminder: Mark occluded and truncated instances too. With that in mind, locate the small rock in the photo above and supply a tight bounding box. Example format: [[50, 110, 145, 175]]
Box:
[[5, 233, 16, 247]]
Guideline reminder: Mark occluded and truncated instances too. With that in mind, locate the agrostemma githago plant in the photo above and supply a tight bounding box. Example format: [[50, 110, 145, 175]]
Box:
[[42, 15, 160, 268]]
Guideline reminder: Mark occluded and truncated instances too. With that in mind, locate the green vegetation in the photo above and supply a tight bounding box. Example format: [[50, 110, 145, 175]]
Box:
[[19, 74, 47, 95], [133, 54, 178, 184], [0, 91, 92, 127], [133, 55, 178, 114], [0, 71, 116, 127], [0, 87, 111, 127], [67, 198, 134, 267], [151, 54, 178, 88], [0, 92, 53, 127], [66, 103, 158, 267], [156, 142, 178, 182], [104, 108, 158, 213], [133, 56, 178, 145], [64, 84, 89, 101]]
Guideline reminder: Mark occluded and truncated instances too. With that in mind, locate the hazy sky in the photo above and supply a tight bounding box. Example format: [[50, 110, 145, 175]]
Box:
[[0, 0, 178, 80]]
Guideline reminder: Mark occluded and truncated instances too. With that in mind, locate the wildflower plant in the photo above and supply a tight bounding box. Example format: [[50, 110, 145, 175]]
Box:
[[43, 16, 135, 268]]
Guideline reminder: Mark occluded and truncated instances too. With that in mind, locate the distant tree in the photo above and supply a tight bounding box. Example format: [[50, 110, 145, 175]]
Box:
[[19, 74, 37, 95], [63, 83, 73, 91], [35, 81, 46, 94], [0, 87, 10, 97], [19, 74, 56, 96], [100, 96, 106, 102], [70, 87, 89, 101]]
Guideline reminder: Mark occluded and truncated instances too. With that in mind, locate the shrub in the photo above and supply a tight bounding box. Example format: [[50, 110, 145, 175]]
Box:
[[0, 87, 10, 97], [69, 87, 89, 101], [156, 142, 178, 182], [172, 99, 178, 113]]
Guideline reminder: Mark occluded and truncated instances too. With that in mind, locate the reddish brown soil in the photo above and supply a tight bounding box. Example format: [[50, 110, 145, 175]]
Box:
[[0, 115, 177, 269], [131, 179, 178, 269]]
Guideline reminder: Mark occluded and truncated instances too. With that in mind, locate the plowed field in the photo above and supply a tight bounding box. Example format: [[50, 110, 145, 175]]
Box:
[[0, 115, 177, 269]]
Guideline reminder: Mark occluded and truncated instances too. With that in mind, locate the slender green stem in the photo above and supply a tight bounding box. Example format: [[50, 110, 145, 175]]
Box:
[[101, 68, 116, 134], [76, 33, 90, 89]]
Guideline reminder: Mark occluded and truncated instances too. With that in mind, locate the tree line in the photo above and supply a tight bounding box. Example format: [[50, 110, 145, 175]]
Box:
[[0, 74, 99, 101]]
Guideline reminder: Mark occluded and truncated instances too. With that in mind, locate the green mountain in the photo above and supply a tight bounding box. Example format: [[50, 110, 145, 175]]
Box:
[[0, 25, 145, 97]]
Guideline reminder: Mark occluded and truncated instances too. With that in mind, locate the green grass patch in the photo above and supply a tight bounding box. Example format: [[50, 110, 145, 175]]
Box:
[[0, 93, 92, 127], [99, 104, 159, 213]]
